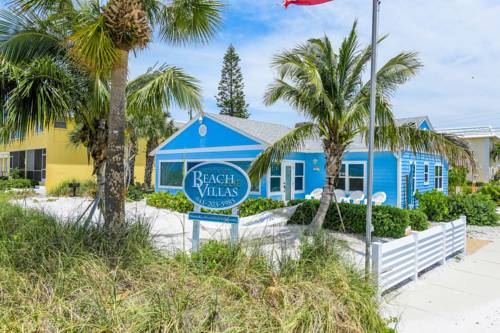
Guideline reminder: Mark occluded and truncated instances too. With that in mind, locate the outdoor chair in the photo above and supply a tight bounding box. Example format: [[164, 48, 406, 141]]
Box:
[[305, 188, 323, 199], [333, 189, 349, 203], [363, 192, 387, 205], [349, 191, 365, 204]]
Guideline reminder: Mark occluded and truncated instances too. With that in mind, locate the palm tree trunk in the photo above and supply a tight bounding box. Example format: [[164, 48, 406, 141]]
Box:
[[128, 131, 137, 185], [96, 161, 106, 215], [309, 146, 344, 233], [104, 49, 128, 236], [144, 137, 157, 188]]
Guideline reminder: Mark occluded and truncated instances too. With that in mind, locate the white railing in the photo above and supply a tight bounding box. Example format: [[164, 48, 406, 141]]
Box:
[[372, 216, 467, 296]]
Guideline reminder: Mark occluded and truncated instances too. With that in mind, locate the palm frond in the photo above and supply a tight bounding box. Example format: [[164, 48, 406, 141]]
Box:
[[127, 64, 202, 116], [70, 14, 118, 73], [0, 9, 65, 63], [248, 123, 319, 183], [157, 0, 223, 45]]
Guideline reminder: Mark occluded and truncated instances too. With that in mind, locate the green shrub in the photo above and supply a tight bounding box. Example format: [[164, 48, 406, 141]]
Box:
[[0, 178, 33, 190], [448, 167, 468, 193], [147, 192, 285, 217], [415, 190, 449, 221], [239, 198, 284, 217], [126, 183, 153, 201], [448, 193, 499, 226], [146, 191, 194, 213], [289, 201, 414, 238], [408, 209, 430, 231], [48, 179, 96, 197], [478, 183, 500, 205]]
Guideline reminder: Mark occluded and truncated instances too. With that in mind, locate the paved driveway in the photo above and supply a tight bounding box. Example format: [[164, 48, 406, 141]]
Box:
[[383, 235, 500, 333]]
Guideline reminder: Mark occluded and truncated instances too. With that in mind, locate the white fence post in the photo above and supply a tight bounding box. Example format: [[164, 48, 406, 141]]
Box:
[[440, 224, 447, 265], [412, 232, 419, 281], [462, 215, 467, 256], [372, 242, 383, 299]]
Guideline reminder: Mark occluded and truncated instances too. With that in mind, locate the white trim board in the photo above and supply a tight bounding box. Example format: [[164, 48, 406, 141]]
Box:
[[156, 145, 264, 155]]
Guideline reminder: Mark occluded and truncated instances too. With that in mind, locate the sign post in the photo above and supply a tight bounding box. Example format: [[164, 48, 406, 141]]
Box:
[[182, 162, 251, 252]]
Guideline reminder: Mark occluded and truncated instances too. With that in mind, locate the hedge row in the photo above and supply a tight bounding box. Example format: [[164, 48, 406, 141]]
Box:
[[146, 192, 285, 217], [288, 200, 429, 238], [417, 190, 499, 226], [0, 179, 33, 190]]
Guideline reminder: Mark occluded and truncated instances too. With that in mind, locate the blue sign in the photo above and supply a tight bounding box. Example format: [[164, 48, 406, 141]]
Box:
[[188, 212, 239, 224], [183, 162, 251, 210]]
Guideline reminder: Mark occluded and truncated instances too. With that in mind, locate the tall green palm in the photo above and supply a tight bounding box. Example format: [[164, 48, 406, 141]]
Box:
[[3, 0, 222, 235], [249, 23, 475, 232], [126, 64, 201, 186]]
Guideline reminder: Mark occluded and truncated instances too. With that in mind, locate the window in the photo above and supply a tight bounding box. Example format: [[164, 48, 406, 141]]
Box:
[[229, 161, 260, 193], [434, 165, 443, 190], [270, 162, 281, 193], [294, 162, 304, 191], [424, 163, 429, 185], [348, 163, 364, 191], [54, 120, 67, 129], [335, 162, 364, 192], [410, 162, 417, 194], [160, 162, 184, 187]]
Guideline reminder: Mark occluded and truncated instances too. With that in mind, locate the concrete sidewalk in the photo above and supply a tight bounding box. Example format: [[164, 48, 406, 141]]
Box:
[[383, 237, 500, 333]]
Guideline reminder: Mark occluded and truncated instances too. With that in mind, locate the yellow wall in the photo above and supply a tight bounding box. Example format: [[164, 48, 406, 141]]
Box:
[[1, 123, 153, 191]]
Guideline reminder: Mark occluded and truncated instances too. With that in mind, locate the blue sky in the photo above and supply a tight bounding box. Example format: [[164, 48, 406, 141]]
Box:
[[3, 0, 499, 129], [128, 0, 500, 129]]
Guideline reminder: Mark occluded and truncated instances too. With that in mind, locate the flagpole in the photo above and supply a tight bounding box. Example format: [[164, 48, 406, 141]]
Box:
[[365, 0, 379, 277]]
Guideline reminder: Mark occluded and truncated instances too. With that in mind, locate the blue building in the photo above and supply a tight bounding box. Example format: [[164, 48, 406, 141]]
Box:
[[152, 113, 448, 208]]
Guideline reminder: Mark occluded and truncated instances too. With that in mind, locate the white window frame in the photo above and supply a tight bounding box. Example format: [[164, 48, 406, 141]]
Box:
[[411, 161, 417, 194], [294, 161, 305, 194], [337, 161, 367, 194], [423, 162, 430, 185], [269, 161, 283, 195], [159, 158, 262, 194], [434, 163, 443, 191], [158, 160, 185, 189]]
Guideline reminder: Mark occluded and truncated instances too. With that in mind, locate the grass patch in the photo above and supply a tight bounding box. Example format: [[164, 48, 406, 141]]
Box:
[[0, 198, 391, 332], [48, 179, 97, 197]]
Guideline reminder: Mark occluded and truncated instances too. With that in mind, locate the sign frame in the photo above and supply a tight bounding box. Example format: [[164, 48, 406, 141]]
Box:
[[182, 161, 251, 211]]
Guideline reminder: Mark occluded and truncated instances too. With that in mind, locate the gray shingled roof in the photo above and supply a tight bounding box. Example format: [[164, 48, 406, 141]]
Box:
[[395, 116, 432, 129], [205, 113, 432, 152], [208, 113, 292, 145]]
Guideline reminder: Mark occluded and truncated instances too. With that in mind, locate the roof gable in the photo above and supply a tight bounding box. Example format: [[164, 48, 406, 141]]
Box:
[[152, 115, 263, 154]]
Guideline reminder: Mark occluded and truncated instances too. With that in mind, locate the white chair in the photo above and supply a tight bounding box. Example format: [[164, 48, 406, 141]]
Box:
[[333, 189, 349, 203], [363, 192, 387, 206], [305, 188, 323, 200], [349, 191, 365, 204]]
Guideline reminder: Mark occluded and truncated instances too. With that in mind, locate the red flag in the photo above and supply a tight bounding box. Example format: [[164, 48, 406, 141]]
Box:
[[283, 0, 333, 9]]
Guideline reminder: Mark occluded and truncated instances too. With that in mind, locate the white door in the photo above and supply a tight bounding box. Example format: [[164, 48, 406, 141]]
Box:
[[282, 161, 295, 201]]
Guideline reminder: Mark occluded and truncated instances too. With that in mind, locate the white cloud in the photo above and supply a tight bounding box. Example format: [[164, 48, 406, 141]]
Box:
[[129, 0, 500, 128]]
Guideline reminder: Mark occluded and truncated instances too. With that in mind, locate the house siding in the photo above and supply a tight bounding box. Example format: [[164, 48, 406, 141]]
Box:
[[400, 151, 448, 209]]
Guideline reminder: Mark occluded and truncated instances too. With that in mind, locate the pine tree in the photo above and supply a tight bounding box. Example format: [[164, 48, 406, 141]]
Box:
[[216, 45, 250, 118]]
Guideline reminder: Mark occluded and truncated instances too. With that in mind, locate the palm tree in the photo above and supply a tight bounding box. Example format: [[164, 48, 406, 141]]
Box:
[[2, 0, 221, 236], [126, 64, 201, 186], [249, 23, 475, 232]]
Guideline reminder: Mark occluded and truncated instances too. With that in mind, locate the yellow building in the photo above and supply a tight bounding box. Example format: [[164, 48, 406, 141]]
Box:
[[0, 120, 151, 191]]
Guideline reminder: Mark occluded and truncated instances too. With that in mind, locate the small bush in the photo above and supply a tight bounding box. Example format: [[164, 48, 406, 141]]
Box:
[[416, 190, 449, 221], [146, 191, 194, 213], [126, 183, 153, 201], [478, 183, 500, 205], [239, 198, 284, 217], [147, 192, 285, 217], [289, 201, 414, 238], [408, 209, 430, 231], [0, 178, 33, 190], [48, 179, 96, 197], [448, 193, 499, 226]]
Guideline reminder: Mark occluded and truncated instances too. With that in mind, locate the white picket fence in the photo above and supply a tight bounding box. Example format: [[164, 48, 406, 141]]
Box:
[[372, 216, 467, 296]]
